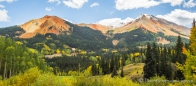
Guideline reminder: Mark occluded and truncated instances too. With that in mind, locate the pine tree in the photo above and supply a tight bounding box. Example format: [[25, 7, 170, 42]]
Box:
[[143, 43, 156, 80], [122, 54, 125, 66], [105, 59, 110, 74], [159, 47, 167, 76], [120, 64, 124, 77], [190, 18, 196, 55], [110, 54, 114, 72], [111, 65, 118, 77], [174, 36, 185, 80], [92, 64, 97, 76], [152, 43, 159, 75], [175, 36, 185, 64], [166, 62, 172, 80]]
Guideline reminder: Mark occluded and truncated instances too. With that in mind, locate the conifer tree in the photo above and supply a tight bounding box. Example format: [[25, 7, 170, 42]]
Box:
[[122, 54, 125, 66], [105, 59, 110, 74], [120, 64, 124, 77], [101, 57, 105, 74], [159, 47, 167, 76], [152, 43, 159, 74], [190, 18, 196, 55], [92, 64, 97, 76], [175, 36, 185, 64], [166, 62, 172, 80], [111, 65, 118, 77], [143, 43, 156, 80], [174, 36, 185, 80], [110, 54, 114, 72]]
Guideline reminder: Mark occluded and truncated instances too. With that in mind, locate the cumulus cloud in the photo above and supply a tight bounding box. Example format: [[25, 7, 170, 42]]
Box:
[[0, 4, 5, 8], [62, 0, 88, 9], [115, 0, 160, 10], [183, 0, 196, 8], [156, 9, 196, 27], [45, 7, 52, 11], [90, 2, 99, 7], [0, 9, 10, 22], [161, 0, 183, 6], [115, 0, 196, 10], [0, 0, 16, 3], [96, 17, 134, 28], [48, 0, 61, 5]]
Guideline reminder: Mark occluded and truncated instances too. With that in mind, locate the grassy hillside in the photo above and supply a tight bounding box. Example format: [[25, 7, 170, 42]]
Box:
[[118, 63, 144, 82]]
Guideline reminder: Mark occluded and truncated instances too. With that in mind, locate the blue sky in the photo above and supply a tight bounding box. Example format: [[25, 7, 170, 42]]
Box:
[[0, 0, 196, 28]]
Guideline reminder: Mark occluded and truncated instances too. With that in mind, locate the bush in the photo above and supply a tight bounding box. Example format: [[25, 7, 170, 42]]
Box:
[[72, 76, 139, 86]]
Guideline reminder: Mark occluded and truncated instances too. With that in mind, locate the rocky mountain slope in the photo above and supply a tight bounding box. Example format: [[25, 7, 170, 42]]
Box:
[[114, 14, 190, 39], [0, 15, 190, 51], [20, 15, 71, 38]]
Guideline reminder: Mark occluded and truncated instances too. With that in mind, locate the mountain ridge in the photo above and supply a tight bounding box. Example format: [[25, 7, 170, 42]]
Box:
[[114, 14, 190, 39], [20, 15, 71, 38], [77, 23, 113, 34], [18, 14, 190, 39], [0, 14, 190, 51]]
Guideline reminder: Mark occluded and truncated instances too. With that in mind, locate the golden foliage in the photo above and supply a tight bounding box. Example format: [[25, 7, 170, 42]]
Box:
[[83, 66, 92, 76], [190, 25, 196, 55], [80, 50, 87, 55], [182, 46, 187, 54], [56, 49, 61, 54], [15, 41, 23, 45], [102, 48, 108, 52], [177, 51, 196, 82], [72, 76, 140, 86], [134, 52, 140, 57], [112, 49, 118, 53]]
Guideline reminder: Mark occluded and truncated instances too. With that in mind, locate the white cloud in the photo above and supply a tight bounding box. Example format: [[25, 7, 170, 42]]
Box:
[[90, 2, 99, 7], [0, 0, 16, 3], [0, 9, 10, 22], [62, 0, 88, 9], [115, 0, 196, 10], [161, 0, 183, 6], [183, 0, 196, 8], [48, 0, 61, 5], [45, 7, 52, 11], [156, 9, 196, 26], [96, 17, 134, 28], [0, 4, 5, 8], [115, 0, 160, 10]]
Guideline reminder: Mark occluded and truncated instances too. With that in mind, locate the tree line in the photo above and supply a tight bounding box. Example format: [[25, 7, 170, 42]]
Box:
[[0, 37, 48, 79], [143, 19, 196, 81]]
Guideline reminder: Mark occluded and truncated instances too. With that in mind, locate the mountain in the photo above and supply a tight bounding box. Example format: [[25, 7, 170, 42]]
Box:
[[114, 14, 190, 39], [77, 23, 113, 34], [20, 15, 71, 38], [0, 15, 190, 52]]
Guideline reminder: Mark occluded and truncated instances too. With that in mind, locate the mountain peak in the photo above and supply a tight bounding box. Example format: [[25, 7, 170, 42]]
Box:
[[19, 15, 70, 38], [136, 14, 156, 20], [43, 15, 54, 18], [114, 14, 190, 39]]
